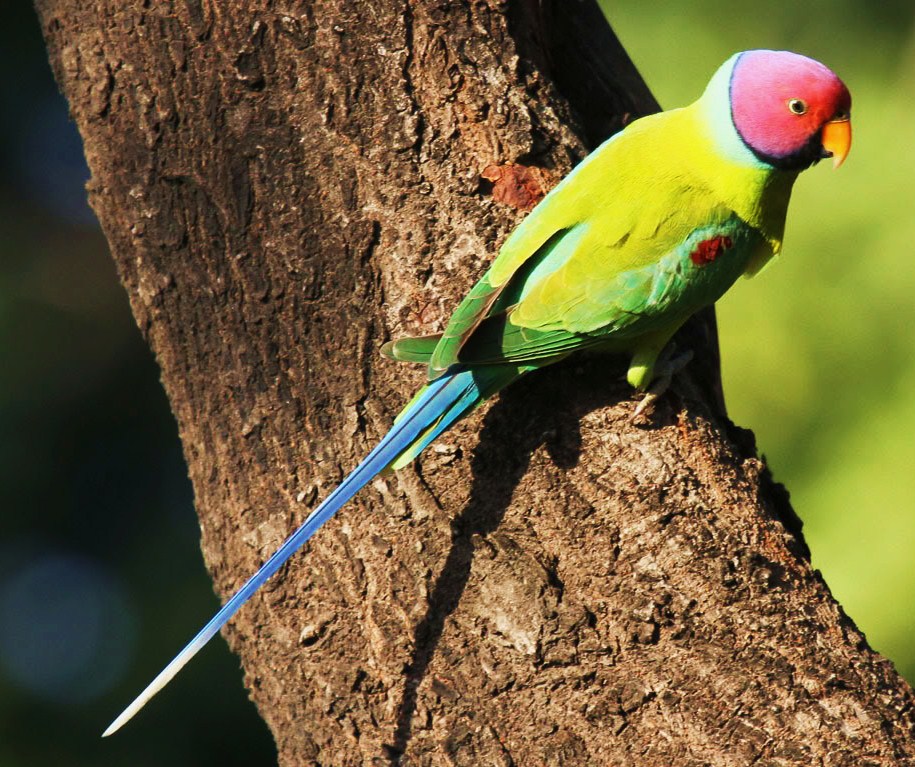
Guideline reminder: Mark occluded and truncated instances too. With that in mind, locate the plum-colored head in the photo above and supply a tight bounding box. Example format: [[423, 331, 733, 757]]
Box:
[[729, 50, 851, 170]]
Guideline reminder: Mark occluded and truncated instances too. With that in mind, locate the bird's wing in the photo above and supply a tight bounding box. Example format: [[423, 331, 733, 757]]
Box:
[[428, 119, 650, 376], [454, 212, 759, 367]]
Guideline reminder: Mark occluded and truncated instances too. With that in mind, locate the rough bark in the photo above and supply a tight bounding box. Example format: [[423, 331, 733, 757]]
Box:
[[36, 1, 915, 765]]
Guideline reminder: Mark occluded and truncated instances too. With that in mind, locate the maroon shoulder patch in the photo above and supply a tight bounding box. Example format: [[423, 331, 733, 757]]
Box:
[[690, 235, 733, 266]]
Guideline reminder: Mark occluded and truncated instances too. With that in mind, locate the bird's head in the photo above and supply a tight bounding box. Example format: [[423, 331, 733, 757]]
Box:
[[727, 50, 852, 171]]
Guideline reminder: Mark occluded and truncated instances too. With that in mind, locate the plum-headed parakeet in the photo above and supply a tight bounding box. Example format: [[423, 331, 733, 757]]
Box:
[[104, 49, 852, 735]]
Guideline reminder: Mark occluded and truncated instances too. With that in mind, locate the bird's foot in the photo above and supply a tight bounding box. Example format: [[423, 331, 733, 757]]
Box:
[[631, 348, 694, 422]]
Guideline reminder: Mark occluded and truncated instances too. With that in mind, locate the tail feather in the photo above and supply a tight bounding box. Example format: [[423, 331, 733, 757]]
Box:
[[387, 364, 523, 471], [102, 368, 488, 737]]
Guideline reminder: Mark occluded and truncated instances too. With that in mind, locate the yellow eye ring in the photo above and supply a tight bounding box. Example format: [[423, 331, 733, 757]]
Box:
[[787, 98, 808, 115]]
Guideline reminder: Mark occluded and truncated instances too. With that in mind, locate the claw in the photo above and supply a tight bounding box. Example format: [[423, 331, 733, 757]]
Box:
[[631, 348, 694, 422]]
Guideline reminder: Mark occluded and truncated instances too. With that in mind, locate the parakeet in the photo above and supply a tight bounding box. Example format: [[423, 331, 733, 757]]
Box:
[[103, 49, 851, 735]]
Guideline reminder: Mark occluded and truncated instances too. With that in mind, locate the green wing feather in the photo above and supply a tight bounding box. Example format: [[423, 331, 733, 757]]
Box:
[[427, 277, 504, 377]]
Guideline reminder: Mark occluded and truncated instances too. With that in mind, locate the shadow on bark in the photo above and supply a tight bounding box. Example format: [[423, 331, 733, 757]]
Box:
[[386, 357, 634, 759]]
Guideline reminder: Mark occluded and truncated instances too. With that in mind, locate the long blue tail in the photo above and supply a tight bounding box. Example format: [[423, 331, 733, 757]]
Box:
[[103, 368, 489, 736]]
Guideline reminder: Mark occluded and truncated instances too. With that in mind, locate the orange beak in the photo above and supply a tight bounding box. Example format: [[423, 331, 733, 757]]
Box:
[[821, 116, 852, 168]]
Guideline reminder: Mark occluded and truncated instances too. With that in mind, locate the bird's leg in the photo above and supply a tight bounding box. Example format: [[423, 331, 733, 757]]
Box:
[[631, 345, 694, 421]]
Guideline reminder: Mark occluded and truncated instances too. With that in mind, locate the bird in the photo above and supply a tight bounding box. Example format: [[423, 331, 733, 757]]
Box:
[[103, 49, 851, 735]]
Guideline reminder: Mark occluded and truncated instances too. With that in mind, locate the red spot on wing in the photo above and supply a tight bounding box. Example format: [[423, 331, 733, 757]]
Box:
[[690, 235, 733, 266]]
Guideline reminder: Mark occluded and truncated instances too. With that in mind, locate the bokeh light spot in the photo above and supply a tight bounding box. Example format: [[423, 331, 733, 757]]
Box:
[[0, 551, 136, 704]]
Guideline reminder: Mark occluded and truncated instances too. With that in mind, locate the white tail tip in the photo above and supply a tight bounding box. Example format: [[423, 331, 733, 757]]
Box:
[[102, 626, 212, 736]]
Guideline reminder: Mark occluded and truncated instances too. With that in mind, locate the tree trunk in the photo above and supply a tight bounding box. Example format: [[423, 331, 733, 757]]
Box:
[[36, 1, 915, 764]]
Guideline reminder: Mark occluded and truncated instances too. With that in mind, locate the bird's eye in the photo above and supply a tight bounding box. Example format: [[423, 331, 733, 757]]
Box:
[[787, 98, 808, 115]]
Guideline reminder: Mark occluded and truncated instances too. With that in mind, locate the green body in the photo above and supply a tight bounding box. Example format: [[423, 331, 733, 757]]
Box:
[[382, 60, 798, 469]]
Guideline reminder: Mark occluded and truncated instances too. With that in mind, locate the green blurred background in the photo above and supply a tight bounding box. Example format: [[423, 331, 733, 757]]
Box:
[[2, 1, 912, 764]]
